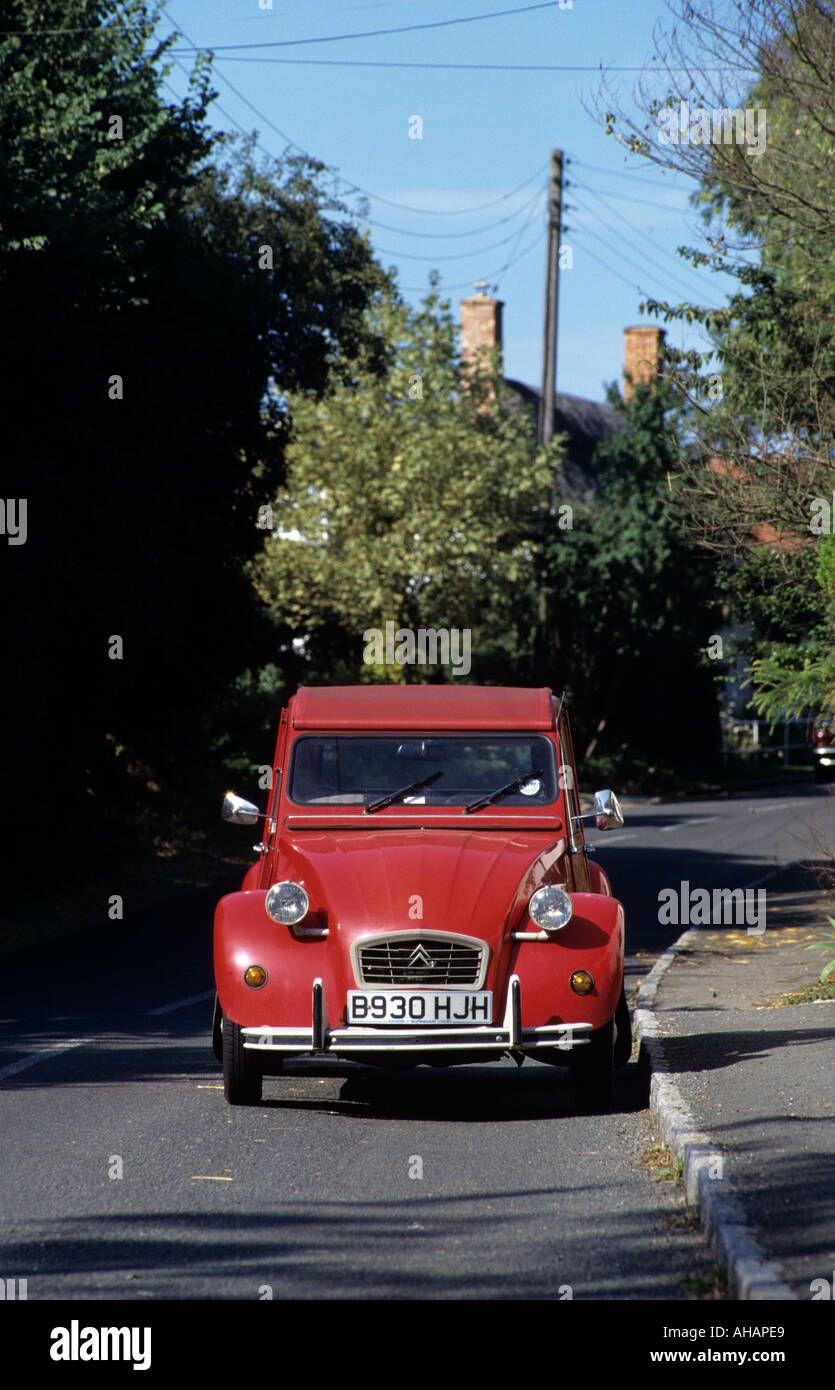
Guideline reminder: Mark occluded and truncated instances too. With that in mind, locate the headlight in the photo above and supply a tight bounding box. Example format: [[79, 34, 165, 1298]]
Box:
[[265, 880, 309, 925], [529, 885, 572, 932]]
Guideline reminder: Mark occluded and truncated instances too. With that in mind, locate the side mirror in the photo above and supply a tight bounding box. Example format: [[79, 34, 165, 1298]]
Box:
[[593, 789, 624, 831], [222, 792, 261, 826]]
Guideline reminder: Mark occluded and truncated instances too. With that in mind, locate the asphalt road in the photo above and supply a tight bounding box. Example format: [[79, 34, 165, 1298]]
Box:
[[1, 782, 832, 1300]]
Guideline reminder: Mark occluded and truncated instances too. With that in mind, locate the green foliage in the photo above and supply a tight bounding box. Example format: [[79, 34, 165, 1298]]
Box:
[[749, 650, 835, 723], [817, 535, 835, 600], [251, 278, 556, 682], [715, 543, 834, 721], [538, 382, 721, 774], [601, 1, 835, 727], [1, 0, 389, 862], [807, 917, 835, 985], [718, 547, 826, 650]]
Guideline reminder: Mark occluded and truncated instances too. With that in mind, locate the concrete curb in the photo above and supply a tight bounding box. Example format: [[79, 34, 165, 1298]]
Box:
[[635, 928, 797, 1301]]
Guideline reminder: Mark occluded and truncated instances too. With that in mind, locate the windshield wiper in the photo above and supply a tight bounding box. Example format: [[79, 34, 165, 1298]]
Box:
[[365, 771, 443, 814], [464, 769, 543, 815]]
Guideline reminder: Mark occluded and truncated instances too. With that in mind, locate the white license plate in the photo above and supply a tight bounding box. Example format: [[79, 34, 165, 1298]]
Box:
[[347, 989, 492, 1025]]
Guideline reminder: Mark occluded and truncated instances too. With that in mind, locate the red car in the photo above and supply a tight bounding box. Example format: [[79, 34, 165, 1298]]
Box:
[[213, 685, 631, 1109]]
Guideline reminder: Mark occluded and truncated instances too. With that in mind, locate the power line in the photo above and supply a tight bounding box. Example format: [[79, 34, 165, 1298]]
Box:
[[571, 184, 709, 297], [568, 182, 683, 213], [158, 15, 714, 303], [354, 162, 547, 217], [376, 226, 540, 261], [571, 158, 690, 188], [569, 212, 694, 303], [495, 191, 546, 277], [373, 174, 545, 282], [566, 237, 649, 294], [168, 60, 546, 253], [571, 210, 703, 304], [163, 73, 252, 144], [168, 2, 558, 51], [400, 223, 545, 292], [167, 10, 549, 218], [366, 197, 545, 239], [174, 56, 756, 72], [374, 190, 544, 259]]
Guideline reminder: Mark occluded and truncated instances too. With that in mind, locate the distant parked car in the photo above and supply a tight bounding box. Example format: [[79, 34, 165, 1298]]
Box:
[[212, 685, 631, 1110], [811, 714, 835, 782]]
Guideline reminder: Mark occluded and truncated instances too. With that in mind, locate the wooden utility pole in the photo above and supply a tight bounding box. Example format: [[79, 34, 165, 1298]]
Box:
[[532, 150, 564, 682], [538, 149, 563, 447]]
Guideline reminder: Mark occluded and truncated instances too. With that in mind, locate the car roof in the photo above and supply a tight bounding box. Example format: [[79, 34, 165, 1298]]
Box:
[[291, 685, 555, 731]]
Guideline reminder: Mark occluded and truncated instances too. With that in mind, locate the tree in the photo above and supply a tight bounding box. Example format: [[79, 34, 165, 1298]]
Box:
[[537, 381, 722, 780], [597, 0, 835, 721], [251, 279, 558, 684], [0, 0, 389, 864]]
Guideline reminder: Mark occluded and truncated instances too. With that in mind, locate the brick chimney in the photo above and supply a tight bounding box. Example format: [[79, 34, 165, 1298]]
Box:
[[623, 325, 665, 400], [460, 282, 504, 375]]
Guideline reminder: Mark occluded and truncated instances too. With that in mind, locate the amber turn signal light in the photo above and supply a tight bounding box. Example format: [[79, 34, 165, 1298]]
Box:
[[569, 969, 594, 995], [244, 965, 268, 989]]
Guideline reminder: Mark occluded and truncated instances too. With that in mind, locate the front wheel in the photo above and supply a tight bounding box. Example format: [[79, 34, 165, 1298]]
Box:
[[222, 1013, 262, 1106], [211, 994, 223, 1063], [568, 1017, 614, 1112], [613, 987, 632, 1067]]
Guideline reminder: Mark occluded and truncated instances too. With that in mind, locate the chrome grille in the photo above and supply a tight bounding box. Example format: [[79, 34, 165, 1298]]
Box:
[[356, 934, 486, 987]]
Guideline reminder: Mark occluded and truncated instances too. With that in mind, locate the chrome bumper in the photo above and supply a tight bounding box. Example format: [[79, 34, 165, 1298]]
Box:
[[241, 975, 592, 1057]]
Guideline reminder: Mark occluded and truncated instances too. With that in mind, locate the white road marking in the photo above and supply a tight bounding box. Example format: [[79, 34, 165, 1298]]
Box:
[[0, 1040, 88, 1082], [145, 989, 215, 1016], [751, 802, 790, 814], [588, 832, 637, 845], [659, 816, 718, 832]]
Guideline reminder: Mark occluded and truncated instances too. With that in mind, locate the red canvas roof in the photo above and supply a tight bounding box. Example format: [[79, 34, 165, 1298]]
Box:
[[291, 685, 555, 731]]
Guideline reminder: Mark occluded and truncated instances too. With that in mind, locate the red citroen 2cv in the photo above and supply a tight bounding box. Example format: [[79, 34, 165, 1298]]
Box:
[[212, 685, 631, 1108]]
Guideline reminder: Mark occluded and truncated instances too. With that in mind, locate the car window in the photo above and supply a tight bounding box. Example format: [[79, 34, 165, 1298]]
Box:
[[288, 735, 558, 806]]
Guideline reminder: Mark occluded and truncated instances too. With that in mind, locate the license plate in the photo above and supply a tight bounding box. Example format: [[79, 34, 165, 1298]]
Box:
[[347, 989, 492, 1025]]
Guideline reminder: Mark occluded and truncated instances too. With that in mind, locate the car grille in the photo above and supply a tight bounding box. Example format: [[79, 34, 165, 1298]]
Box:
[[356, 934, 486, 987]]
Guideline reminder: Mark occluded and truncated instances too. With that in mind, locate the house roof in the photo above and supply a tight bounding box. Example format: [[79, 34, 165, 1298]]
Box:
[[505, 381, 626, 443], [291, 684, 556, 730], [503, 379, 628, 493]]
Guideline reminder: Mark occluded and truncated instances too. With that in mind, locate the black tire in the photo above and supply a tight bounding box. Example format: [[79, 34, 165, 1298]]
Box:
[[222, 1012, 262, 1106], [568, 1017, 614, 1112], [613, 986, 632, 1068], [211, 994, 223, 1064]]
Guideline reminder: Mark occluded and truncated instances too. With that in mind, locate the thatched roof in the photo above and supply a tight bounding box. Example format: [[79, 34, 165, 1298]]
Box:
[[504, 379, 628, 494]]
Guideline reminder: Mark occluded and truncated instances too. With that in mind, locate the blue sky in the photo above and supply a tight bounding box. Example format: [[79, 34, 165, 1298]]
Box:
[[158, 0, 742, 403]]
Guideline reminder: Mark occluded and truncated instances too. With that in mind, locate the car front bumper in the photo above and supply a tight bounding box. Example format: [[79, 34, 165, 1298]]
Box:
[[240, 975, 593, 1058]]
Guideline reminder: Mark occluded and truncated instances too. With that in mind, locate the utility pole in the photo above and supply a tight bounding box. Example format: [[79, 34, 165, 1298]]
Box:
[[533, 149, 564, 683], [538, 149, 563, 447]]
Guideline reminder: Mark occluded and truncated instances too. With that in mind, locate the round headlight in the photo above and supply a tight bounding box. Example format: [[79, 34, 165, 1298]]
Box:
[[265, 880, 309, 925], [529, 885, 573, 932]]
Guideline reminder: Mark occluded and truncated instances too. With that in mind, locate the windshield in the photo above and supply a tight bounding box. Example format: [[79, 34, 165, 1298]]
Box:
[[288, 735, 559, 809]]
